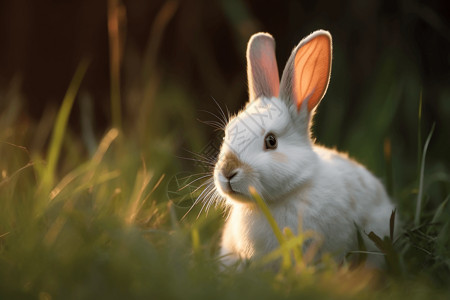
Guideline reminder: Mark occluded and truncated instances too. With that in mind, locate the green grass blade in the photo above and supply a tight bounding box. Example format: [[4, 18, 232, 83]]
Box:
[[355, 225, 368, 265], [415, 122, 436, 226], [249, 186, 285, 245], [283, 227, 302, 264], [431, 195, 450, 224], [390, 209, 396, 241], [191, 226, 201, 255], [249, 186, 291, 269], [39, 59, 89, 195]]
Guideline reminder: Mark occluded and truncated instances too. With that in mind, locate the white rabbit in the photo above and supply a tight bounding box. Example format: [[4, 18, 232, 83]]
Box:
[[212, 30, 396, 267]]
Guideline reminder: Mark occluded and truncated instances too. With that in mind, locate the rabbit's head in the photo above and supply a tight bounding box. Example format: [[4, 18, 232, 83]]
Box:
[[214, 30, 332, 204]]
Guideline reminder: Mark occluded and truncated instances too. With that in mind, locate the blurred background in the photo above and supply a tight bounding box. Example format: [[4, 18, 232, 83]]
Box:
[[0, 0, 449, 207]]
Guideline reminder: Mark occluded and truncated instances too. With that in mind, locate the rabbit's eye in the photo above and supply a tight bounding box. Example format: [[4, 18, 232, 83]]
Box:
[[264, 133, 277, 150]]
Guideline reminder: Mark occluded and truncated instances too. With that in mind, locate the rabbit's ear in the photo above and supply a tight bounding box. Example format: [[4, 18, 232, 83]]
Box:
[[246, 33, 280, 101], [279, 30, 332, 112]]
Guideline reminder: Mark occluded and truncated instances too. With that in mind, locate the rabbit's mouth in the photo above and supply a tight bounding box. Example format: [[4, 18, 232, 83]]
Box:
[[218, 177, 242, 196], [215, 172, 253, 202], [226, 189, 252, 203], [223, 184, 256, 203]]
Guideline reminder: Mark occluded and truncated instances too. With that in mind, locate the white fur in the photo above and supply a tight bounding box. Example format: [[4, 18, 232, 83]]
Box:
[[212, 31, 396, 267]]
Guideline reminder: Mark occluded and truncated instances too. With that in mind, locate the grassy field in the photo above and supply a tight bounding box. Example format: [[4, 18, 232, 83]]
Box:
[[0, 58, 449, 299]]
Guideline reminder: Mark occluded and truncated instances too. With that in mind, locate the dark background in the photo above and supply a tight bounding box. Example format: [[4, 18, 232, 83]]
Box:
[[1, 1, 449, 122], [0, 0, 449, 197]]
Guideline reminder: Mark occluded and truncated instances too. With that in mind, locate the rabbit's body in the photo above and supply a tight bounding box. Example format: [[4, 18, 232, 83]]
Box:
[[213, 31, 395, 267], [220, 136, 393, 265]]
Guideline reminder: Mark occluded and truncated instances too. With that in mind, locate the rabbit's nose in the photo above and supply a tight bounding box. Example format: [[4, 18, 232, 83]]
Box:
[[223, 169, 238, 181]]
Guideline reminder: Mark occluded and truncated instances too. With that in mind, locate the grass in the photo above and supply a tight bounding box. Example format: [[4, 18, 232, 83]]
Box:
[[1, 48, 449, 300]]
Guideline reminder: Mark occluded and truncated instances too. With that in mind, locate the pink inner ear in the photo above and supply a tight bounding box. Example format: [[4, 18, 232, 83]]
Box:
[[247, 34, 280, 100], [294, 34, 331, 111], [258, 45, 280, 97]]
